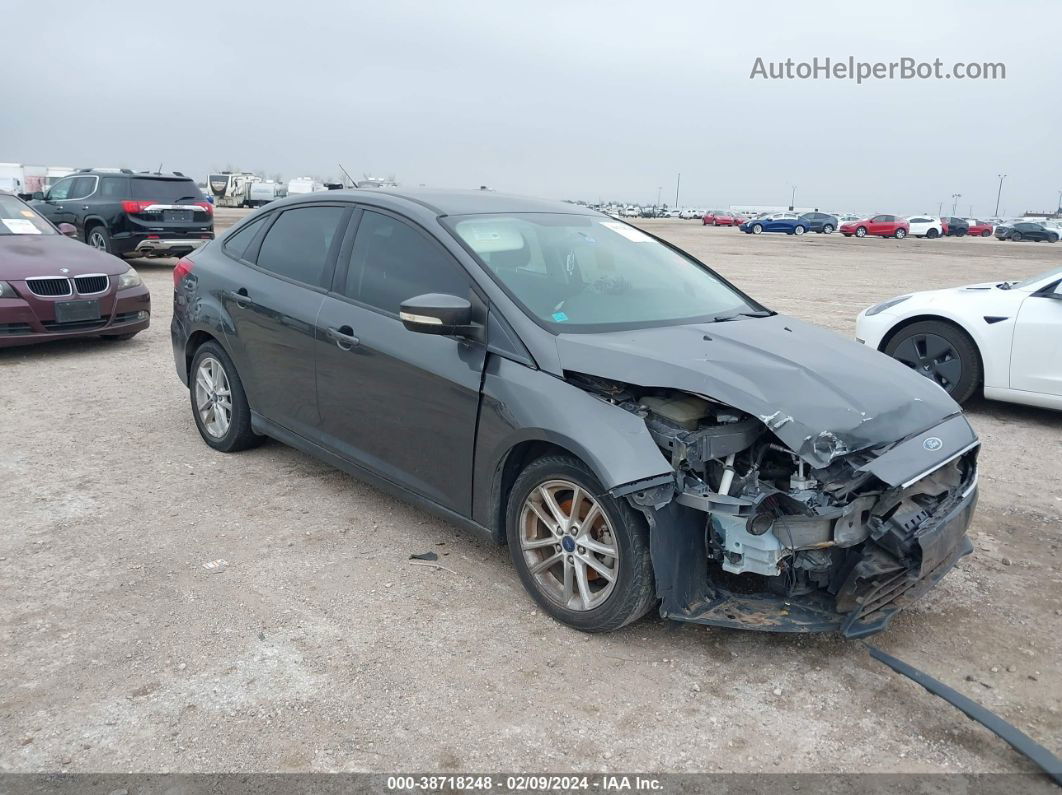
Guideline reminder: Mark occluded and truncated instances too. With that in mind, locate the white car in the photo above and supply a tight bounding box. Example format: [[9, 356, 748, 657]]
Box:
[[906, 215, 944, 239], [856, 267, 1062, 410]]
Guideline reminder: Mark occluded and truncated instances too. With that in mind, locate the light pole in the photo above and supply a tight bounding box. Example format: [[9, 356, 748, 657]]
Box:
[[790, 185, 797, 211], [951, 193, 961, 215], [994, 174, 1006, 217], [1056, 188, 1061, 213], [657, 186, 662, 209], [675, 173, 681, 208]]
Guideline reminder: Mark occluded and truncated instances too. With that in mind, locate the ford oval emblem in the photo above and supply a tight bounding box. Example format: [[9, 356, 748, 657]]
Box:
[[923, 437, 943, 451]]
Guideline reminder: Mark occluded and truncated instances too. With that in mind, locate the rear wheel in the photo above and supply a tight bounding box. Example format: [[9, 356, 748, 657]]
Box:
[[189, 341, 262, 452], [981, 229, 991, 237], [894, 228, 906, 239], [86, 225, 111, 253], [793, 225, 806, 236], [506, 455, 656, 633], [822, 224, 834, 234], [926, 228, 939, 239], [884, 320, 981, 404], [1012, 231, 1022, 241]]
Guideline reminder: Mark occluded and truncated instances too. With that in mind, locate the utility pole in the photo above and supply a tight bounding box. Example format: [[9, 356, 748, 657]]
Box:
[[790, 185, 797, 211], [675, 173, 681, 208], [1056, 188, 1061, 214], [994, 174, 1006, 217], [656, 186, 662, 209], [938, 200, 943, 216], [951, 193, 961, 215]]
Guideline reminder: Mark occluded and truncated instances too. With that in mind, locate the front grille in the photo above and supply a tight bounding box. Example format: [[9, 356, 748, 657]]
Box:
[[41, 318, 107, 332], [26, 278, 72, 297], [0, 322, 33, 336], [74, 275, 108, 294]]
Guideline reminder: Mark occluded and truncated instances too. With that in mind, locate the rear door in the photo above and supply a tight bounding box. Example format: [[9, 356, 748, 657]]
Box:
[[223, 203, 351, 438], [315, 207, 487, 514], [1010, 282, 1062, 397]]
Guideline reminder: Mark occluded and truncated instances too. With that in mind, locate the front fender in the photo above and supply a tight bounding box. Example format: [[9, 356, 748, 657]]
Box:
[[471, 355, 672, 531]]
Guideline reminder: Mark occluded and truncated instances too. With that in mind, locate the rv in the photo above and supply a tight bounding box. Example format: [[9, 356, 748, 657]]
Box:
[[208, 172, 261, 208]]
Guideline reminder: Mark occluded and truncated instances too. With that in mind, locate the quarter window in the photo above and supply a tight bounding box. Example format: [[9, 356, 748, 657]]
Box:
[[255, 205, 346, 287], [224, 215, 268, 261], [343, 210, 468, 314]]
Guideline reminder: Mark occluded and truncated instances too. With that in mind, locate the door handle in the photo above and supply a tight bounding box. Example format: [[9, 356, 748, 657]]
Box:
[[229, 288, 250, 309], [326, 325, 359, 350]]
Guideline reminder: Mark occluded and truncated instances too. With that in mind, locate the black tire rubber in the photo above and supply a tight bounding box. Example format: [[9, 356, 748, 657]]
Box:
[[981, 229, 991, 237], [189, 340, 262, 452], [884, 320, 982, 404], [86, 225, 111, 253], [927, 228, 939, 239], [1011, 232, 1022, 242], [506, 454, 656, 633]]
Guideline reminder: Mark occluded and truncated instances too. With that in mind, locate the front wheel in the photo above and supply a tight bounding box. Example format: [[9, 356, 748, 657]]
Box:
[[894, 228, 906, 239], [506, 455, 656, 633], [884, 320, 981, 404], [855, 226, 867, 238], [189, 341, 262, 452], [751, 223, 763, 235]]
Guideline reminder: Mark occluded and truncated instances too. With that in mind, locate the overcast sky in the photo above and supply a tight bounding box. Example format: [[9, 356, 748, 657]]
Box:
[[4, 0, 1060, 215]]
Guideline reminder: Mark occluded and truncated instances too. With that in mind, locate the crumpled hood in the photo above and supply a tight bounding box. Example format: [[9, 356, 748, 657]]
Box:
[[555, 314, 963, 468]]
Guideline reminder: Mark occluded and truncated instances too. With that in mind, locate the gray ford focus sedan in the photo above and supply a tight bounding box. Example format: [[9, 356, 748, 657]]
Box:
[[171, 189, 978, 637]]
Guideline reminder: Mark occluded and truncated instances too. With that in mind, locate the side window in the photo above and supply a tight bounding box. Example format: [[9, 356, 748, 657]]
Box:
[[255, 206, 347, 287], [344, 210, 468, 314], [871, 215, 885, 222], [66, 176, 97, 200], [99, 177, 127, 198], [223, 215, 268, 261], [46, 178, 74, 201]]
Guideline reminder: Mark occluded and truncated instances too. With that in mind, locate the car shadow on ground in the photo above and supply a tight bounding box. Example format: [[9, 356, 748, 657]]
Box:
[[964, 395, 1060, 427]]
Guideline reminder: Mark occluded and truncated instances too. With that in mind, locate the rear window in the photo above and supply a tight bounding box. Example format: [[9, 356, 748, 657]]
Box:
[[129, 178, 203, 202]]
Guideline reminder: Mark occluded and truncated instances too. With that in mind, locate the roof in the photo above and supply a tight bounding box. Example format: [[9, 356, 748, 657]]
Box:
[[325, 188, 599, 217]]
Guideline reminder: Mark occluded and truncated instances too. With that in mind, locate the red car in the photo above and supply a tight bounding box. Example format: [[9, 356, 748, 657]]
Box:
[[702, 210, 736, 226], [839, 214, 910, 239], [940, 218, 949, 236], [966, 219, 994, 237], [0, 193, 150, 348]]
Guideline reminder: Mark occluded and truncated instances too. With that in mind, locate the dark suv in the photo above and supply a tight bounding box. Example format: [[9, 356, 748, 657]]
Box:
[[30, 169, 214, 258], [798, 212, 839, 234], [942, 217, 969, 237]]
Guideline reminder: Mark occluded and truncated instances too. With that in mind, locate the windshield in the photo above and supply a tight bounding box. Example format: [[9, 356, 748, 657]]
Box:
[[446, 213, 765, 332], [1012, 266, 1062, 289], [0, 195, 56, 235]]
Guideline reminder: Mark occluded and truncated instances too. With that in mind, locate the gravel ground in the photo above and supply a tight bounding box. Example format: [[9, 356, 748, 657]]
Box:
[[1, 210, 1059, 775]]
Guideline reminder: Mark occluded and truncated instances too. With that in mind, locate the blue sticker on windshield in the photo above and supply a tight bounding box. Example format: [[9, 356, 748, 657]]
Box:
[[552, 312, 569, 322]]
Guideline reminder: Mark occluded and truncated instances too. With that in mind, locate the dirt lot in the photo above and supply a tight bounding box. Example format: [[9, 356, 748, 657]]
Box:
[[1, 211, 1059, 775]]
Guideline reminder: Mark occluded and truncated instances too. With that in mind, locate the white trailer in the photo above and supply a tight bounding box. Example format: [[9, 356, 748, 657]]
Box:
[[0, 163, 23, 195], [208, 172, 261, 208], [287, 177, 326, 195], [247, 181, 287, 207]]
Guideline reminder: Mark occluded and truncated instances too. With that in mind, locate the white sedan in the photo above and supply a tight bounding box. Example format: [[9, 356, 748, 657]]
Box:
[[906, 215, 944, 239], [856, 266, 1062, 410]]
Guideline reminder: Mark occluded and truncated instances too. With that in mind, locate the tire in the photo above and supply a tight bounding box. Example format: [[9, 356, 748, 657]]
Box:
[[86, 225, 111, 253], [926, 228, 939, 239], [884, 320, 981, 404], [855, 226, 867, 238], [894, 228, 906, 239], [189, 341, 262, 452], [822, 224, 834, 234], [981, 229, 991, 237], [506, 454, 656, 633], [751, 223, 763, 235], [793, 225, 806, 236], [1011, 232, 1022, 242], [842, 233, 852, 237]]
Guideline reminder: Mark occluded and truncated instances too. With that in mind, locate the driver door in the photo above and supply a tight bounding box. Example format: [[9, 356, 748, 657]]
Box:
[[314, 208, 487, 515], [1010, 283, 1062, 397]]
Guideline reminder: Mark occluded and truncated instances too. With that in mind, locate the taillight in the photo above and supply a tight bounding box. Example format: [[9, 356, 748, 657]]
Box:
[[194, 201, 213, 215], [173, 258, 194, 288], [121, 200, 155, 214]]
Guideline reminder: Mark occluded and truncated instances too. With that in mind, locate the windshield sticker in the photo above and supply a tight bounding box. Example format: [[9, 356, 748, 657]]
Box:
[[599, 221, 651, 242], [19, 210, 36, 218], [552, 311, 569, 322], [2, 218, 41, 235]]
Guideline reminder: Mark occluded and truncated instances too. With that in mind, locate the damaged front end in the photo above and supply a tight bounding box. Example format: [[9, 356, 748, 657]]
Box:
[[570, 373, 979, 638]]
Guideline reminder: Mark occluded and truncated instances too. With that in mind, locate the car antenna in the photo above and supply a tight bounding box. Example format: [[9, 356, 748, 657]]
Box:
[[337, 162, 357, 189]]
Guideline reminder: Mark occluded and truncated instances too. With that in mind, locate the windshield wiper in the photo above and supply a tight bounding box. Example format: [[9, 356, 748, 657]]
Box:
[[711, 310, 774, 322]]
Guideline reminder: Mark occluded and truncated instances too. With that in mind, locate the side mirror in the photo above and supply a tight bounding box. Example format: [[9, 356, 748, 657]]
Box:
[[399, 293, 481, 339], [32, 191, 44, 201], [57, 223, 77, 238]]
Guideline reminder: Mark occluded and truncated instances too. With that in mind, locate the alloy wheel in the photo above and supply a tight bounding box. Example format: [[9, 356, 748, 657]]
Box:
[[89, 231, 107, 250], [856, 227, 867, 237], [519, 480, 619, 611], [194, 356, 233, 438], [891, 332, 963, 393]]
